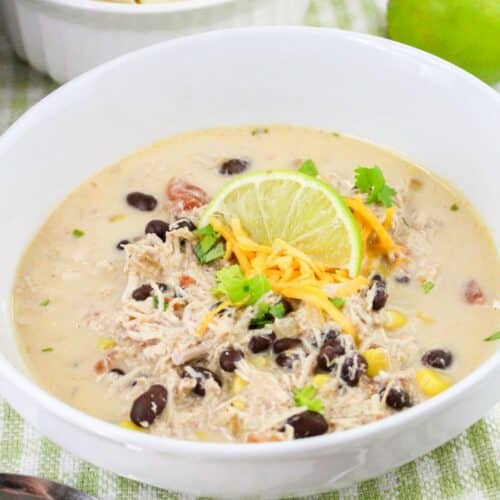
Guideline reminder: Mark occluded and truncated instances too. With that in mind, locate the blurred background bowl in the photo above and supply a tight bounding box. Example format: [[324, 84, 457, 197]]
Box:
[[0, 0, 310, 83]]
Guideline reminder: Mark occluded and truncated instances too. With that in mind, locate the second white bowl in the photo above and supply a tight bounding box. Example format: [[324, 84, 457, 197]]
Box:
[[0, 0, 309, 83]]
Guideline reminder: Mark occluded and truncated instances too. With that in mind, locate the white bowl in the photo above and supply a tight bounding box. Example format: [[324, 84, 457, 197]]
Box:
[[0, 0, 308, 83], [0, 28, 498, 498]]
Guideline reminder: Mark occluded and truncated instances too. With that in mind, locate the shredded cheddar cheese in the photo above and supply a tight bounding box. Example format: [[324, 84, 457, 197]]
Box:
[[346, 196, 397, 254], [208, 216, 367, 337], [196, 300, 232, 336]]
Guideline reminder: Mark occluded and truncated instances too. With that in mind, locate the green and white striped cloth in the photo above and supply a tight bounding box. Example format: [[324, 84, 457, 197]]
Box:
[[0, 2, 499, 498]]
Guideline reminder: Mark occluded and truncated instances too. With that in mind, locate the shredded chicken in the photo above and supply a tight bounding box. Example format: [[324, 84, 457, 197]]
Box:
[[89, 181, 438, 443]]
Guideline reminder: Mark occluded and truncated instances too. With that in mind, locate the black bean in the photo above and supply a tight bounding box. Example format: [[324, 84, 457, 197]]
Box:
[[145, 220, 170, 242], [394, 273, 410, 284], [109, 368, 125, 376], [286, 411, 328, 439], [421, 349, 453, 369], [273, 338, 302, 354], [157, 283, 169, 293], [275, 352, 299, 369], [371, 274, 388, 311], [130, 384, 167, 428], [132, 284, 153, 301], [384, 387, 412, 410], [126, 192, 157, 211], [219, 158, 250, 176], [169, 218, 197, 232], [316, 338, 345, 372], [322, 329, 340, 345], [219, 349, 244, 372], [249, 332, 276, 353], [116, 239, 130, 250], [183, 366, 222, 397], [340, 353, 368, 387]]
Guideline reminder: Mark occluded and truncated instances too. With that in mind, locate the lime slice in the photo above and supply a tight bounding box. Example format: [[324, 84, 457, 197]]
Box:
[[200, 170, 363, 276]]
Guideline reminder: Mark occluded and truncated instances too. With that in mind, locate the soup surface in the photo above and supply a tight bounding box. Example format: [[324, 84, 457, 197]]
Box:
[[13, 125, 499, 442]]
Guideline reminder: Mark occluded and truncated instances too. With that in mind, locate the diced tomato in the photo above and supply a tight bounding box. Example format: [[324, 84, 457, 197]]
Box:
[[94, 357, 110, 375], [464, 280, 485, 304], [179, 275, 196, 287], [166, 177, 208, 212]]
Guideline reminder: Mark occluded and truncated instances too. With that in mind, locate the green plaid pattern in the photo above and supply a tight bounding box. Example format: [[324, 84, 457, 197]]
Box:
[[0, 1, 499, 498]]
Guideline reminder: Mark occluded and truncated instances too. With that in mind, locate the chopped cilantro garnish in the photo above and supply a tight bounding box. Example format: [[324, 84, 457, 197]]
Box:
[[152, 295, 169, 311], [269, 302, 287, 318], [293, 386, 324, 413], [249, 302, 274, 329], [41, 347, 54, 353], [484, 331, 500, 342], [39, 299, 50, 307], [193, 224, 225, 264], [450, 203, 459, 212], [213, 265, 271, 305], [421, 281, 435, 294], [299, 159, 319, 177], [249, 300, 288, 329], [72, 228, 85, 238], [330, 297, 345, 309], [354, 166, 396, 208]]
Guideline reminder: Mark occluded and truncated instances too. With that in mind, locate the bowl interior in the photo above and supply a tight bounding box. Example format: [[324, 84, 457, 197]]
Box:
[[0, 27, 498, 382]]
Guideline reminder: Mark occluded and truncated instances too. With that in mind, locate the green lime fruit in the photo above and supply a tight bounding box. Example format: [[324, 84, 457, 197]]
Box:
[[387, 0, 500, 84], [200, 170, 363, 276]]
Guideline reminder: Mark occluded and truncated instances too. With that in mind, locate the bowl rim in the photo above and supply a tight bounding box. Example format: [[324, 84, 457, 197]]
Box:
[[0, 26, 498, 459], [30, 0, 237, 15]]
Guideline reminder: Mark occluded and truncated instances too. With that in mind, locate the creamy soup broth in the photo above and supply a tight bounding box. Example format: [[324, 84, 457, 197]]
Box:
[[12, 125, 499, 441]]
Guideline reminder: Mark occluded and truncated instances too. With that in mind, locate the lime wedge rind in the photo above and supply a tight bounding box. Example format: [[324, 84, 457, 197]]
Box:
[[200, 170, 362, 276]]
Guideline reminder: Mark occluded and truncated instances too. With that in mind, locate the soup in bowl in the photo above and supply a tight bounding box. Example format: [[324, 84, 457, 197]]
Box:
[[0, 28, 498, 497], [12, 124, 499, 443]]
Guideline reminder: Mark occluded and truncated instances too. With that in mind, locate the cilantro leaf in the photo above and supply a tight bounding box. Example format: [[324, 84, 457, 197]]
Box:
[[269, 302, 287, 318], [213, 265, 271, 305], [152, 295, 169, 311], [249, 300, 289, 329], [293, 386, 324, 413], [299, 159, 319, 177], [354, 166, 396, 208], [330, 297, 345, 309], [193, 224, 225, 264], [378, 184, 397, 208], [421, 281, 435, 294], [484, 331, 500, 342], [72, 228, 85, 238], [244, 275, 272, 305]]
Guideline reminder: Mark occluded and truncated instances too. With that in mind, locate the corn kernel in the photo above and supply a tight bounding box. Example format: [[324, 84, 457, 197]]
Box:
[[231, 375, 248, 395], [384, 310, 407, 331], [416, 368, 453, 397], [97, 338, 116, 351], [109, 213, 126, 222], [119, 420, 145, 432], [193, 430, 209, 441], [312, 374, 330, 389], [416, 311, 435, 324], [363, 348, 389, 377], [250, 355, 268, 369], [232, 399, 247, 410]]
